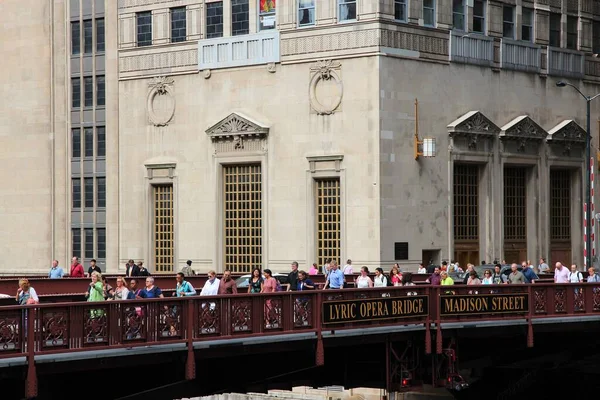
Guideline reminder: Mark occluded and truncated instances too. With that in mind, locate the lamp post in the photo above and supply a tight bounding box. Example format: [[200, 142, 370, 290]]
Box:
[[556, 81, 600, 270]]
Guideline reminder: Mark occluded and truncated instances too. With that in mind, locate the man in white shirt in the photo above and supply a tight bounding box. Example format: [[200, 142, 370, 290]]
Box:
[[568, 264, 583, 283], [554, 262, 570, 283], [200, 270, 220, 296], [200, 270, 220, 312]]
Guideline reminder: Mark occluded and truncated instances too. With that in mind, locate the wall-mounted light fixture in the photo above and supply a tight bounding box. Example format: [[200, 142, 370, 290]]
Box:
[[414, 98, 436, 160]]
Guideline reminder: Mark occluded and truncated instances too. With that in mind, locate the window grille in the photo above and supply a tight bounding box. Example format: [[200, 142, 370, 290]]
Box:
[[453, 164, 479, 241], [153, 185, 174, 273], [550, 169, 571, 240], [223, 164, 262, 273], [504, 167, 527, 240], [315, 178, 341, 267]]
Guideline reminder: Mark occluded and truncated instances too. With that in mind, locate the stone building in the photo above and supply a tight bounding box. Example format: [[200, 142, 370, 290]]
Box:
[[2, 0, 600, 274]]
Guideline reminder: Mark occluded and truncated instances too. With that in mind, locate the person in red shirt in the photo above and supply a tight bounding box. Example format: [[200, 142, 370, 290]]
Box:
[[70, 256, 84, 277], [218, 270, 238, 295]]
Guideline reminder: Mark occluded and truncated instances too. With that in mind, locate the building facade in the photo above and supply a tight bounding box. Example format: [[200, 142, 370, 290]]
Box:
[[2, 0, 600, 274]]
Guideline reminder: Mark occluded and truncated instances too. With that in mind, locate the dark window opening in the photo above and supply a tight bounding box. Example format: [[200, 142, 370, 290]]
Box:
[[72, 128, 81, 158], [83, 20, 93, 53], [137, 11, 152, 46], [84, 127, 93, 157], [72, 78, 81, 108], [72, 229, 81, 258], [84, 228, 94, 259], [170, 7, 187, 42], [84, 77, 93, 107], [96, 76, 105, 106], [96, 18, 105, 52], [72, 178, 82, 209], [97, 177, 106, 208], [84, 177, 94, 208], [394, 242, 409, 260], [97, 228, 106, 259], [549, 13, 561, 47], [71, 21, 81, 55], [206, 2, 224, 38], [231, 0, 249, 36], [97, 126, 105, 157]]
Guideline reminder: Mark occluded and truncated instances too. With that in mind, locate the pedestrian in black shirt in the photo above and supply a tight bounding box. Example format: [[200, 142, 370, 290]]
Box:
[[86, 259, 102, 277]]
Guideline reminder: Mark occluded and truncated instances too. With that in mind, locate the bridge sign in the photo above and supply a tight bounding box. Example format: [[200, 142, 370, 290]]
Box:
[[440, 293, 529, 316], [322, 295, 429, 324]]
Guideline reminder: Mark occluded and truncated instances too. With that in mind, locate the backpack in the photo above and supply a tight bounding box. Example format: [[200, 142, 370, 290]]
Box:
[[385, 274, 393, 287], [569, 271, 582, 282]]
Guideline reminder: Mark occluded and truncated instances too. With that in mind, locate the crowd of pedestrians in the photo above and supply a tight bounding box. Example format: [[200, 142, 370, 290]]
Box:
[[18, 255, 600, 310]]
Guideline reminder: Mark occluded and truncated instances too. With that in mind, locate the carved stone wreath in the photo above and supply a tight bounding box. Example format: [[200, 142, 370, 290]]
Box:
[[147, 76, 175, 127], [309, 60, 343, 115]]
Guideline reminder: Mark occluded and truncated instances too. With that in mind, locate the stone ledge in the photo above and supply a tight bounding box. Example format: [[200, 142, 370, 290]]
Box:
[[119, 44, 198, 79], [280, 22, 449, 63]]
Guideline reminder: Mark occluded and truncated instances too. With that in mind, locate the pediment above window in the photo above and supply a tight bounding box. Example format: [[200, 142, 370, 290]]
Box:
[[546, 120, 587, 144], [499, 115, 547, 141], [499, 116, 547, 153], [205, 113, 269, 141], [206, 112, 270, 154], [447, 111, 500, 137], [447, 111, 499, 149]]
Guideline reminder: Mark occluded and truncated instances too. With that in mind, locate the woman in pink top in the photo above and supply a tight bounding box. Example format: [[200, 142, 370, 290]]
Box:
[[261, 269, 278, 328], [390, 266, 402, 286], [261, 269, 278, 293], [308, 263, 319, 276]]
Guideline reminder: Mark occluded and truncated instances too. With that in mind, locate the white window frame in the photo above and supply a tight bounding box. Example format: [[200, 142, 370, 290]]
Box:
[[423, 0, 436, 27], [394, 0, 407, 22], [521, 7, 533, 42], [298, 0, 316, 27], [452, 0, 466, 32], [502, 5, 515, 39], [472, 0, 486, 34], [338, 0, 357, 23]]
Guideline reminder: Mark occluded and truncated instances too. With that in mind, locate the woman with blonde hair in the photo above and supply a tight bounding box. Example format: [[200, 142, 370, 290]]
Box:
[[86, 271, 105, 302], [16, 279, 39, 305], [113, 277, 130, 300], [86, 271, 105, 321]]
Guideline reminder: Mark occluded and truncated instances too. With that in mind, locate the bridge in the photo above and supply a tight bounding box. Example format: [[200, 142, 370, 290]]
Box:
[[2, 282, 600, 399]]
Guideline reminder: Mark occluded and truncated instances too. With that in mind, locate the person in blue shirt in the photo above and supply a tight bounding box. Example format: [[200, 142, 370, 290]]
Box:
[[173, 272, 197, 297], [521, 262, 538, 283], [324, 261, 344, 289], [136, 277, 164, 298], [48, 260, 64, 279], [297, 270, 315, 291]]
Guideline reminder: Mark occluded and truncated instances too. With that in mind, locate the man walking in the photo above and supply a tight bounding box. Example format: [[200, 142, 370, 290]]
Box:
[[48, 260, 64, 279]]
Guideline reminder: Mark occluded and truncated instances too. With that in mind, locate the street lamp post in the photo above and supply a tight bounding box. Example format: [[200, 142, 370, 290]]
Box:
[[556, 81, 600, 270]]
